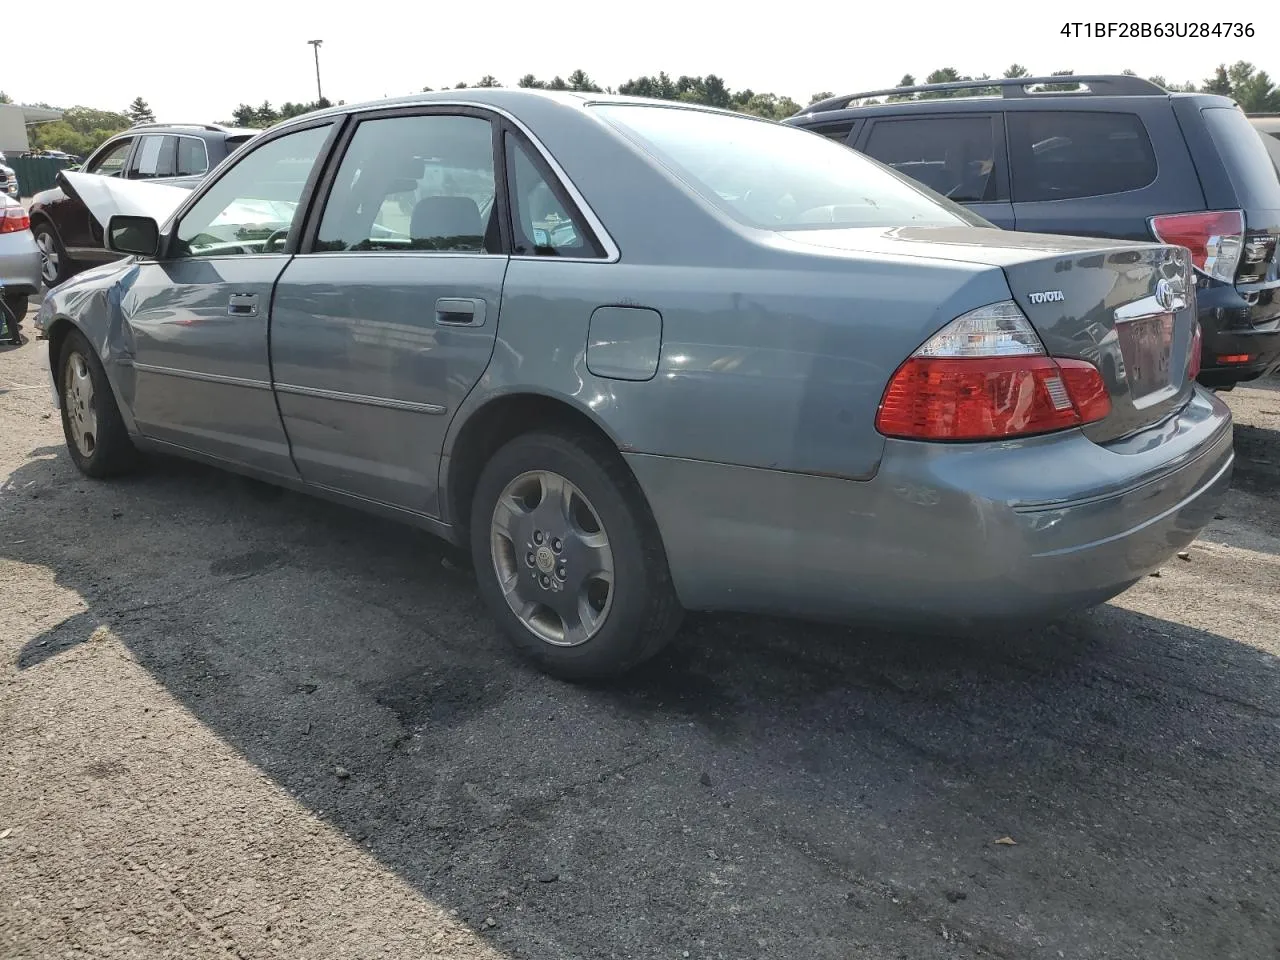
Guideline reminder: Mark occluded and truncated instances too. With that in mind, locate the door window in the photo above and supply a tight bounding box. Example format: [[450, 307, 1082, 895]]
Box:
[[314, 114, 497, 253], [1008, 111, 1157, 202], [863, 116, 997, 202], [175, 136, 210, 177], [86, 138, 134, 177], [505, 135, 599, 257], [129, 135, 176, 179], [172, 124, 332, 259]]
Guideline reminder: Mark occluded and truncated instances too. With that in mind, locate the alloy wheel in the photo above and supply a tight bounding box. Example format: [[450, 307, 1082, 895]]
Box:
[[490, 469, 615, 647], [64, 351, 98, 459]]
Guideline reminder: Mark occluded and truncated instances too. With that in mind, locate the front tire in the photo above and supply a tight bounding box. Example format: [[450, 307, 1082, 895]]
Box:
[[470, 429, 683, 680], [57, 328, 137, 477]]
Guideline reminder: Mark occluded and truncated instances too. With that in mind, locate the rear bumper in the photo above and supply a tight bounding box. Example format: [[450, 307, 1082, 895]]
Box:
[[1196, 284, 1280, 386], [0, 235, 42, 295], [627, 388, 1233, 624]]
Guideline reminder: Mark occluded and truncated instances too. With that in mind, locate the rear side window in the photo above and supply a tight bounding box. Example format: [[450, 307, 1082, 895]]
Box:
[[593, 104, 983, 231], [1008, 111, 1157, 202], [1203, 108, 1280, 208], [863, 116, 997, 202], [175, 137, 210, 177], [129, 135, 175, 179]]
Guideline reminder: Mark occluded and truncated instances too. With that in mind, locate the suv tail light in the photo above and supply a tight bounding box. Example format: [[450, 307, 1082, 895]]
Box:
[[876, 301, 1111, 442], [1149, 210, 1244, 283], [0, 204, 29, 234]]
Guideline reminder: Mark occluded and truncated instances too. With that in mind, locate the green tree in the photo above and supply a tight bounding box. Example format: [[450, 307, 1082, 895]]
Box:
[[126, 97, 155, 124], [1041, 69, 1079, 92], [1203, 65, 1233, 96], [0, 91, 11, 104], [887, 74, 916, 101], [1225, 62, 1280, 112], [231, 103, 256, 127], [809, 91, 835, 105], [566, 69, 602, 92], [1003, 64, 1030, 78], [547, 76, 569, 91], [517, 74, 545, 89], [476, 75, 500, 88], [253, 101, 278, 127]]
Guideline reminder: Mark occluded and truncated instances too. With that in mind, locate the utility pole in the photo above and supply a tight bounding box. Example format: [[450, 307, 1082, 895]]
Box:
[[308, 39, 324, 103]]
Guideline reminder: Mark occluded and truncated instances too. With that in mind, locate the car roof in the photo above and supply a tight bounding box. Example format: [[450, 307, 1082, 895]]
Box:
[[270, 87, 748, 132]]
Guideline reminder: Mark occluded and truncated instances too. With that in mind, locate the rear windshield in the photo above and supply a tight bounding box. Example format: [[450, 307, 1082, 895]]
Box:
[[592, 104, 988, 231], [1203, 107, 1280, 208]]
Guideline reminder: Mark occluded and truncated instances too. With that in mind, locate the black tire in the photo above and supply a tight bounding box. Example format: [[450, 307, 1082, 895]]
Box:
[[57, 328, 137, 478], [2, 292, 27, 331], [33, 221, 73, 288], [470, 428, 683, 681]]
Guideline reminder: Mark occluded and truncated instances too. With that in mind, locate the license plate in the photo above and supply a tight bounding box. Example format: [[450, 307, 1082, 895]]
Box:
[[1116, 313, 1174, 399]]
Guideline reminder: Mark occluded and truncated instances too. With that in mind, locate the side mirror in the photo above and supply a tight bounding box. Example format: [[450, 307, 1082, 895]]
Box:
[[106, 215, 161, 257]]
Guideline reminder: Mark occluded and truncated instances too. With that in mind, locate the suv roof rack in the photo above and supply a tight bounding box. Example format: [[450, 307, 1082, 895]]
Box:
[[127, 121, 231, 132], [798, 74, 1168, 116]]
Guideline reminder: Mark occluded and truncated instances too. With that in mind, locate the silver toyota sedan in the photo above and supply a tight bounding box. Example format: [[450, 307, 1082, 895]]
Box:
[[34, 90, 1233, 679]]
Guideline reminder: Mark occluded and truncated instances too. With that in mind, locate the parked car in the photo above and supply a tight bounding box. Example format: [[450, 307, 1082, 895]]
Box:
[[0, 162, 18, 198], [35, 90, 1232, 679], [1252, 115, 1280, 171], [0, 194, 41, 326], [27, 122, 258, 287], [785, 76, 1280, 390]]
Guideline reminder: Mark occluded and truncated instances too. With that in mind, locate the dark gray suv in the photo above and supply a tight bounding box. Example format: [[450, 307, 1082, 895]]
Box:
[[786, 75, 1280, 389]]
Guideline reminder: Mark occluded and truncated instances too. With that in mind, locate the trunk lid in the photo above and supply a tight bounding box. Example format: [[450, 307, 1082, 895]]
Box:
[[776, 225, 1198, 443]]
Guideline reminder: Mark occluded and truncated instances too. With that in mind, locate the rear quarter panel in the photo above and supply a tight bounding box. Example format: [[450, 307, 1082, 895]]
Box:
[[455, 251, 1010, 482]]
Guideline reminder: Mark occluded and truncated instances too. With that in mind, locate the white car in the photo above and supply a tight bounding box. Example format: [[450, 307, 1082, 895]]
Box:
[[0, 196, 41, 327]]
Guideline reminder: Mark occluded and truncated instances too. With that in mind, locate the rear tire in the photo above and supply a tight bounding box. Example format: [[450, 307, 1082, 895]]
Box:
[[2, 291, 27, 331], [57, 328, 137, 478], [34, 222, 73, 288], [470, 428, 683, 681]]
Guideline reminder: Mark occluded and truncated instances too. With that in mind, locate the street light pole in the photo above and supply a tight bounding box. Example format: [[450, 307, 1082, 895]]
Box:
[[307, 39, 324, 103]]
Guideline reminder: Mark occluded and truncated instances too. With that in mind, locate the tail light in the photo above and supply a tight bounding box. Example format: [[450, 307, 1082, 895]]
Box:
[[1149, 210, 1243, 283], [1187, 321, 1203, 379], [0, 205, 29, 234], [876, 301, 1111, 442]]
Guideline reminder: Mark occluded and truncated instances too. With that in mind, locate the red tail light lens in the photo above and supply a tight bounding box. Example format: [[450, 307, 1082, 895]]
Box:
[[1187, 321, 1203, 380], [1149, 210, 1244, 283], [0, 205, 29, 234], [876, 302, 1112, 442]]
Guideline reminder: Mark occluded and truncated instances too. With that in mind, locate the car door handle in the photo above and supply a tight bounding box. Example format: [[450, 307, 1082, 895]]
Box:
[[435, 298, 486, 327], [228, 293, 259, 317]]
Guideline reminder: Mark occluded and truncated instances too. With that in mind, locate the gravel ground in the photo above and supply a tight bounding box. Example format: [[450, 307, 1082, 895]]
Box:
[[2, 314, 1280, 960]]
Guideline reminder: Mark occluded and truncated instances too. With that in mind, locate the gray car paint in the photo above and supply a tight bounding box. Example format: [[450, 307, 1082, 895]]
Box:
[[35, 90, 1233, 624]]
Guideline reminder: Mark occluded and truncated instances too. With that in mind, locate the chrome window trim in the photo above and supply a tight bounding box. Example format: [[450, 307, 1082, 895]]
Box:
[[340, 100, 621, 263]]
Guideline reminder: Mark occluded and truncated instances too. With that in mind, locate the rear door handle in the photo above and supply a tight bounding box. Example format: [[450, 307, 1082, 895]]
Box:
[[228, 293, 259, 317], [435, 298, 486, 327]]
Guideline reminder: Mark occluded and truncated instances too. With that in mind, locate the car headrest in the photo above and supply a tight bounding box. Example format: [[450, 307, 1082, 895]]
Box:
[[410, 195, 483, 250]]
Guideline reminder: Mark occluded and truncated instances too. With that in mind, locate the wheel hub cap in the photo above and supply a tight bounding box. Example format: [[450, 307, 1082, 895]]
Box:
[[490, 470, 615, 647], [63, 352, 97, 458]]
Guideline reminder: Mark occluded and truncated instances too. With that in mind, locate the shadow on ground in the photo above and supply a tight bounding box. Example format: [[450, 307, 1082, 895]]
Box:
[[4, 442, 1280, 959]]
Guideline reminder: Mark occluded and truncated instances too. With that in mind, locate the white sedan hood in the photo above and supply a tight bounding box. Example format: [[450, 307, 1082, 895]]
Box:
[[61, 171, 191, 228]]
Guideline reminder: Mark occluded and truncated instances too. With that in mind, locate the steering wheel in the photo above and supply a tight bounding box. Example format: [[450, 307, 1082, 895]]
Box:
[[262, 228, 290, 253]]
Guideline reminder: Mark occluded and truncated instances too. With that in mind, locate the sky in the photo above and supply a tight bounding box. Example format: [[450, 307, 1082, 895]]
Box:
[[6, 1, 1277, 122]]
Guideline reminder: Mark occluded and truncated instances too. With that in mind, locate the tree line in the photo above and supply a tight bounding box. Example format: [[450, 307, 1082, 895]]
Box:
[[7, 60, 1278, 157]]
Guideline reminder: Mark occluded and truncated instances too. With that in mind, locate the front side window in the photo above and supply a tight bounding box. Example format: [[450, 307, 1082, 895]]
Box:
[[1008, 111, 1157, 202], [175, 137, 210, 177], [593, 104, 983, 230], [173, 123, 331, 259], [506, 135, 598, 257], [129, 135, 175, 179], [863, 116, 997, 202], [315, 114, 497, 253], [87, 139, 134, 177]]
